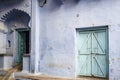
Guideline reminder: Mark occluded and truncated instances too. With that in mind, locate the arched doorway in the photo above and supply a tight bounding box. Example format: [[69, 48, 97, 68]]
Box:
[[1, 9, 31, 69]]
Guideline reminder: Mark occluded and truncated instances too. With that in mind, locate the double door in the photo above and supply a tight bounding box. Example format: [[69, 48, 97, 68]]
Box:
[[76, 28, 108, 78]]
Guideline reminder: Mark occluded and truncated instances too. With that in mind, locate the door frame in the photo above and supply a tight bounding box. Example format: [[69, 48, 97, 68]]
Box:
[[75, 26, 109, 78], [15, 28, 30, 64]]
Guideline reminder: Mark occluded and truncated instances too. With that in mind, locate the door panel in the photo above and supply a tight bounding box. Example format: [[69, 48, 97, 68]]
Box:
[[77, 29, 108, 78], [16, 31, 19, 63], [77, 32, 92, 76], [16, 31, 27, 63], [92, 30, 107, 77]]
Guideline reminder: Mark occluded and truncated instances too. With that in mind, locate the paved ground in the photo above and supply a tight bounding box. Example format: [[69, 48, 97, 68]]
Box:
[[0, 76, 3, 80], [0, 71, 108, 80], [0, 65, 108, 80], [1, 73, 108, 80], [15, 75, 108, 80]]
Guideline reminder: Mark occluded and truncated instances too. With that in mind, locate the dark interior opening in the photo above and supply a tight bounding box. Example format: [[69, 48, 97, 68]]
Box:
[[25, 31, 29, 54]]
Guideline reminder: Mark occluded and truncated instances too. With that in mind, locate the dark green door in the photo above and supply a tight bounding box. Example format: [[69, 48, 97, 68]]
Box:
[[16, 29, 29, 63], [76, 28, 108, 78]]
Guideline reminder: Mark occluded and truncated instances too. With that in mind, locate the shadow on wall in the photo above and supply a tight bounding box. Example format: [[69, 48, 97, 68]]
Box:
[[62, 0, 80, 4], [42, 0, 63, 11], [0, 0, 24, 11], [2, 9, 30, 26], [40, 0, 81, 11], [61, 0, 80, 8], [40, 0, 106, 11], [80, 0, 102, 4]]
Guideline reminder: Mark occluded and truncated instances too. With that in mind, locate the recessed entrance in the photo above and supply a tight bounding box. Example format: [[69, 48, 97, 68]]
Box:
[[15, 29, 30, 65], [76, 27, 108, 78]]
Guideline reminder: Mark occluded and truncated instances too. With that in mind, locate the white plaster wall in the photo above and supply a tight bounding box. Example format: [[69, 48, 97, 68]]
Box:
[[0, 0, 31, 55], [0, 21, 7, 32], [0, 33, 6, 54], [0, 55, 13, 70], [109, 25, 120, 80], [0, 21, 7, 54], [23, 56, 30, 72], [36, 0, 120, 79], [30, 0, 41, 73], [4, 56, 13, 70]]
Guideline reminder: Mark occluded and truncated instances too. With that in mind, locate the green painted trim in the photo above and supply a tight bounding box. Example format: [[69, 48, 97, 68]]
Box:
[[106, 26, 109, 78], [15, 30, 19, 63], [76, 26, 108, 32], [16, 28, 30, 31]]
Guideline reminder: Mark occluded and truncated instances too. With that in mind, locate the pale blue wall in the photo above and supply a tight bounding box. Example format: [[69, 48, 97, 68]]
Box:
[[36, 0, 120, 79], [109, 25, 120, 80]]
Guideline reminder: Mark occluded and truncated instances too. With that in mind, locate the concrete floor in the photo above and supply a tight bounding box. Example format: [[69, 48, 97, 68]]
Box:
[[0, 65, 108, 80], [15, 74, 108, 80], [0, 72, 108, 80], [0, 71, 108, 80]]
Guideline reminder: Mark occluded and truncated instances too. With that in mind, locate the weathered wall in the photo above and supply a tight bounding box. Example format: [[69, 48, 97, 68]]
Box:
[[23, 55, 30, 72], [0, 33, 6, 54], [0, 55, 13, 70], [0, 0, 31, 19], [0, 0, 31, 70], [0, 0, 31, 55], [109, 25, 120, 80], [6, 20, 29, 54], [0, 56, 4, 69], [4, 55, 13, 70], [36, 0, 120, 79], [0, 21, 7, 54]]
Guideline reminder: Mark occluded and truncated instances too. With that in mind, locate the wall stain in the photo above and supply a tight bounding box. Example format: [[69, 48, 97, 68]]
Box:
[[46, 63, 67, 69]]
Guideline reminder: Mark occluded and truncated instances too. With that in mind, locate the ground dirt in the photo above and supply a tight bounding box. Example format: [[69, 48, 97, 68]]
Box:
[[0, 64, 21, 80], [0, 64, 108, 80], [15, 75, 108, 80]]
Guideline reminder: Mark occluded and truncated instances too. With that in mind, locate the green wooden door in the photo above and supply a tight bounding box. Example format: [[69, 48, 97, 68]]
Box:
[[16, 31, 26, 63], [76, 29, 108, 78]]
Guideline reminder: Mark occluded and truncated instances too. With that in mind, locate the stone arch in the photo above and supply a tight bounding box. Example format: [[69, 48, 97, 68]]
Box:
[[0, 8, 31, 67], [1, 8, 31, 28]]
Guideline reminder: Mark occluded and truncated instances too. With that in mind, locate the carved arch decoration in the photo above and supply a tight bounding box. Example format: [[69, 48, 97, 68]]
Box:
[[1, 8, 30, 24]]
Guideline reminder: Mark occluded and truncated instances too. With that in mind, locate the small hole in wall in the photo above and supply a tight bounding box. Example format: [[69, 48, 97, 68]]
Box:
[[68, 67, 71, 70], [31, 69, 34, 73], [8, 40, 11, 47], [76, 14, 79, 17]]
